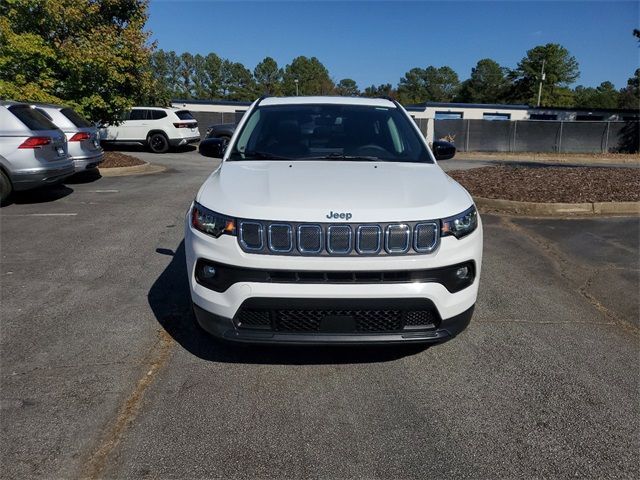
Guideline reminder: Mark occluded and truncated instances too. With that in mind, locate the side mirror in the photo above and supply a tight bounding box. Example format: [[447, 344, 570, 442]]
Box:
[[432, 140, 456, 161], [199, 137, 228, 158]]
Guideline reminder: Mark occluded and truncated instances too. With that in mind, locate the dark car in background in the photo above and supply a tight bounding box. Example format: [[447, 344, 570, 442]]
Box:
[[204, 123, 236, 141]]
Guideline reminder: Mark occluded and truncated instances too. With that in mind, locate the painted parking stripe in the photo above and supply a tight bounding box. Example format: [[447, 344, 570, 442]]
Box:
[[2, 213, 78, 217]]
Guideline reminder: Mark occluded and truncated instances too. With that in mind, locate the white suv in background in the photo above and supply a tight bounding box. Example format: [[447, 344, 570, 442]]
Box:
[[99, 107, 200, 153], [186, 96, 483, 345]]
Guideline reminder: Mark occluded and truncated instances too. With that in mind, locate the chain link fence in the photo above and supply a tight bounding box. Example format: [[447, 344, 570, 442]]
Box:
[[434, 119, 639, 153]]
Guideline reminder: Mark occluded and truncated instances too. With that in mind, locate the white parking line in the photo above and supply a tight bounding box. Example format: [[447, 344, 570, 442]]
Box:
[[2, 213, 78, 217]]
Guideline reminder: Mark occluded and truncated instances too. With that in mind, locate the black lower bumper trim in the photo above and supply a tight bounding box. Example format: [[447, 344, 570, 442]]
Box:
[[193, 302, 474, 345]]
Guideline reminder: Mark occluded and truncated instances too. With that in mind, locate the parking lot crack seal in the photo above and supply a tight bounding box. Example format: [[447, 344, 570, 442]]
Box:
[[80, 330, 174, 479], [499, 217, 639, 336]]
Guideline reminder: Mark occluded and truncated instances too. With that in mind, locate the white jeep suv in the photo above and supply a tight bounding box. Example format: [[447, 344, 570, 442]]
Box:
[[100, 107, 200, 153], [185, 96, 482, 345]]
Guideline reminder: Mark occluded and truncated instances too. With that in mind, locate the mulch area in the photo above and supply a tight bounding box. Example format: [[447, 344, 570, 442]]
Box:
[[100, 151, 146, 168], [448, 166, 640, 203]]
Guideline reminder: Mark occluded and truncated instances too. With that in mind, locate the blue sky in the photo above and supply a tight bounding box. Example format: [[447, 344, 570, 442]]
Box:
[[148, 1, 639, 89]]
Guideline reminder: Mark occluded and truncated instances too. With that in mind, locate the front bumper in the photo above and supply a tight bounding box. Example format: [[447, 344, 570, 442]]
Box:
[[11, 162, 76, 191], [193, 301, 474, 345], [71, 152, 104, 172]]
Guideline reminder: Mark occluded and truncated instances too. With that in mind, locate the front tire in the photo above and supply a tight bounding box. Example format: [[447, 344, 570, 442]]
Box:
[[0, 170, 12, 205], [148, 133, 169, 154]]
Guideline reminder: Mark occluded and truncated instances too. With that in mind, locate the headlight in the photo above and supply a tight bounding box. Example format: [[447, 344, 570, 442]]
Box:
[[191, 202, 236, 238], [441, 205, 478, 239]]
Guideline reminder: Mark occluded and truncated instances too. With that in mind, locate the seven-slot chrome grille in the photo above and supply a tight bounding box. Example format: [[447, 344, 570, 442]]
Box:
[[237, 219, 440, 256]]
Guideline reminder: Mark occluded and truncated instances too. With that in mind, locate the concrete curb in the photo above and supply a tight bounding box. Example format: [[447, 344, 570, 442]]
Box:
[[99, 161, 166, 177], [455, 153, 640, 166], [475, 197, 640, 217]]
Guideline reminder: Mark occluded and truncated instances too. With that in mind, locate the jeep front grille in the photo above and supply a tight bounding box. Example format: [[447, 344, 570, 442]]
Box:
[[238, 219, 440, 256]]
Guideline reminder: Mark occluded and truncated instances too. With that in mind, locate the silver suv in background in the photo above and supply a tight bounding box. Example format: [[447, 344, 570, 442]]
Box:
[[33, 104, 103, 172], [0, 101, 74, 204]]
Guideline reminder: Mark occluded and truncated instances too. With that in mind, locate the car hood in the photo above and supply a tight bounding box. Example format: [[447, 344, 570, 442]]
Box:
[[196, 160, 474, 223]]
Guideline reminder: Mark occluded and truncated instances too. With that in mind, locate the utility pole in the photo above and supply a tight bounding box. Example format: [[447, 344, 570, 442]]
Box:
[[294, 79, 299, 96], [536, 59, 546, 107]]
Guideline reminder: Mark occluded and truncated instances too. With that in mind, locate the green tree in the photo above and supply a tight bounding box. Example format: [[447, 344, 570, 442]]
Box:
[[618, 69, 639, 109], [509, 43, 579, 106], [0, 0, 154, 123], [147, 49, 172, 105], [203, 52, 223, 99], [164, 50, 182, 98], [362, 83, 396, 98], [282, 56, 334, 96], [396, 66, 460, 104], [335, 78, 359, 96], [179, 52, 195, 99], [254, 57, 282, 95], [191, 54, 209, 99], [456, 59, 511, 103], [574, 81, 620, 109], [220, 60, 256, 100]]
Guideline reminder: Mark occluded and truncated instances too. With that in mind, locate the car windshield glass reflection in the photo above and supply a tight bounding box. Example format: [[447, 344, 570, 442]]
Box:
[[228, 104, 432, 164]]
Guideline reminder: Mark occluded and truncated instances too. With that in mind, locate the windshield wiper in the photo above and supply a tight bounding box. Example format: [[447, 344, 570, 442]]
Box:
[[302, 153, 386, 161], [237, 150, 291, 160]]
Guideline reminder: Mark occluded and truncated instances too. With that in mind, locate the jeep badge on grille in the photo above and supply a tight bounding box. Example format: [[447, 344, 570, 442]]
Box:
[[326, 211, 352, 221]]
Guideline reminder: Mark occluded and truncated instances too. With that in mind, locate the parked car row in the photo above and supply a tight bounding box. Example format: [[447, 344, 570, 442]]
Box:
[[99, 107, 201, 153], [0, 100, 103, 204]]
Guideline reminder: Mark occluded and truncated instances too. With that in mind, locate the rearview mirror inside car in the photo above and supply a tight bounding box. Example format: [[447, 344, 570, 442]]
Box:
[[432, 140, 456, 161], [199, 137, 228, 159]]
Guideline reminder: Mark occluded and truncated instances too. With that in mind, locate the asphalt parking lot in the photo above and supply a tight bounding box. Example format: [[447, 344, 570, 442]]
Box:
[[1, 149, 638, 479]]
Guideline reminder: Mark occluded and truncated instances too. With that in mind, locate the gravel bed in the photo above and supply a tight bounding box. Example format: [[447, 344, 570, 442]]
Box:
[[101, 152, 146, 168], [448, 166, 640, 203]]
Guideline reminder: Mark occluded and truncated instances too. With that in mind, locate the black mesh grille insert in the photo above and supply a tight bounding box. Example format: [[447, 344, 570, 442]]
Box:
[[414, 223, 438, 252], [274, 310, 404, 332], [235, 309, 271, 329], [298, 225, 322, 253], [355, 310, 402, 332], [240, 222, 263, 250], [277, 310, 323, 331], [240, 309, 438, 333], [357, 225, 381, 253], [327, 226, 352, 254], [405, 310, 438, 327], [386, 225, 410, 253], [268, 224, 293, 252]]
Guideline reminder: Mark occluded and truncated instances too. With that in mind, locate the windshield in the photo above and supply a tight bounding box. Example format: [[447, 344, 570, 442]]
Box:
[[228, 104, 432, 163]]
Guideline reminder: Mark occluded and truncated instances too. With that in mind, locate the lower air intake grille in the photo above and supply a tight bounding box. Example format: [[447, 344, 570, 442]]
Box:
[[355, 310, 402, 332], [235, 309, 271, 329], [232, 309, 438, 333], [404, 310, 438, 327]]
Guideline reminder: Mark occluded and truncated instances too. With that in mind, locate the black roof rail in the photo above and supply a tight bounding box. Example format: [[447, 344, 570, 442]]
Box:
[[378, 96, 403, 109], [255, 95, 270, 106]]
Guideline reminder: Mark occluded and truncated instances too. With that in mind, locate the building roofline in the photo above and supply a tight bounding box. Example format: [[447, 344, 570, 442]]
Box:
[[172, 98, 253, 107], [172, 97, 639, 115]]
